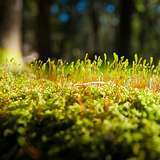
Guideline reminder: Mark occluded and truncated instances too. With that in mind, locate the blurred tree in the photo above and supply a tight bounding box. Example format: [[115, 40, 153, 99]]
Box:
[[137, 0, 160, 61], [57, 3, 78, 60], [0, 0, 23, 64], [0, 1, 3, 31], [15, 0, 160, 63], [138, 0, 148, 54], [117, 0, 134, 59], [37, 0, 53, 62], [90, 0, 100, 57], [22, 0, 38, 59], [131, 0, 160, 63]]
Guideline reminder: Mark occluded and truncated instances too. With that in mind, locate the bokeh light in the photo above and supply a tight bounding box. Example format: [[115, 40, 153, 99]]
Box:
[[51, 5, 59, 14], [107, 5, 115, 13], [111, 18, 119, 26], [59, 12, 69, 23], [157, 6, 160, 13], [76, 1, 87, 11]]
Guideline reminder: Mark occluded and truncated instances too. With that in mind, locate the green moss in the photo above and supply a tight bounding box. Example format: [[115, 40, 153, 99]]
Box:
[[0, 54, 160, 160]]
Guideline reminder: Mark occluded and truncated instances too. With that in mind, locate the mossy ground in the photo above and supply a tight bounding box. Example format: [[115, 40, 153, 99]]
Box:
[[0, 54, 160, 160]]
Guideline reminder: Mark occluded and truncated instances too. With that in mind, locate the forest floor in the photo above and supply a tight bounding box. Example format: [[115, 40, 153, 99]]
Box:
[[0, 54, 160, 160]]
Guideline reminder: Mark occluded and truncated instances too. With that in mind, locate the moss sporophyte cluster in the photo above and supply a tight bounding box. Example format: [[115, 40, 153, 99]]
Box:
[[0, 53, 160, 160]]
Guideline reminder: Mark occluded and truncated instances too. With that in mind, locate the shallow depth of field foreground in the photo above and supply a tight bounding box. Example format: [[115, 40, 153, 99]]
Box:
[[0, 53, 160, 160]]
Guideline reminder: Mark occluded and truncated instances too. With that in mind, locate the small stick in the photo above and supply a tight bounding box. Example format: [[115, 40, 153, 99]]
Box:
[[73, 81, 105, 86]]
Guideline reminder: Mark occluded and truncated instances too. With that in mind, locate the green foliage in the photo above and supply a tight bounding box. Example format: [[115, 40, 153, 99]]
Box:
[[0, 54, 160, 160]]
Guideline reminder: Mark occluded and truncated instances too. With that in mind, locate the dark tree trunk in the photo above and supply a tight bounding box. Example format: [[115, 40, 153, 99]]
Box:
[[117, 0, 134, 59], [37, 0, 53, 62], [90, 0, 100, 57], [0, 0, 23, 64], [138, 0, 149, 54]]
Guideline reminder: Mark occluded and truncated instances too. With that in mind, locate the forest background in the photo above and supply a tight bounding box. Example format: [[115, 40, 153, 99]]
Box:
[[0, 0, 160, 64]]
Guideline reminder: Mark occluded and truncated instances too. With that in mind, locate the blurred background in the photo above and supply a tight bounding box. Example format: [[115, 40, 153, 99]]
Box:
[[0, 0, 160, 64]]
